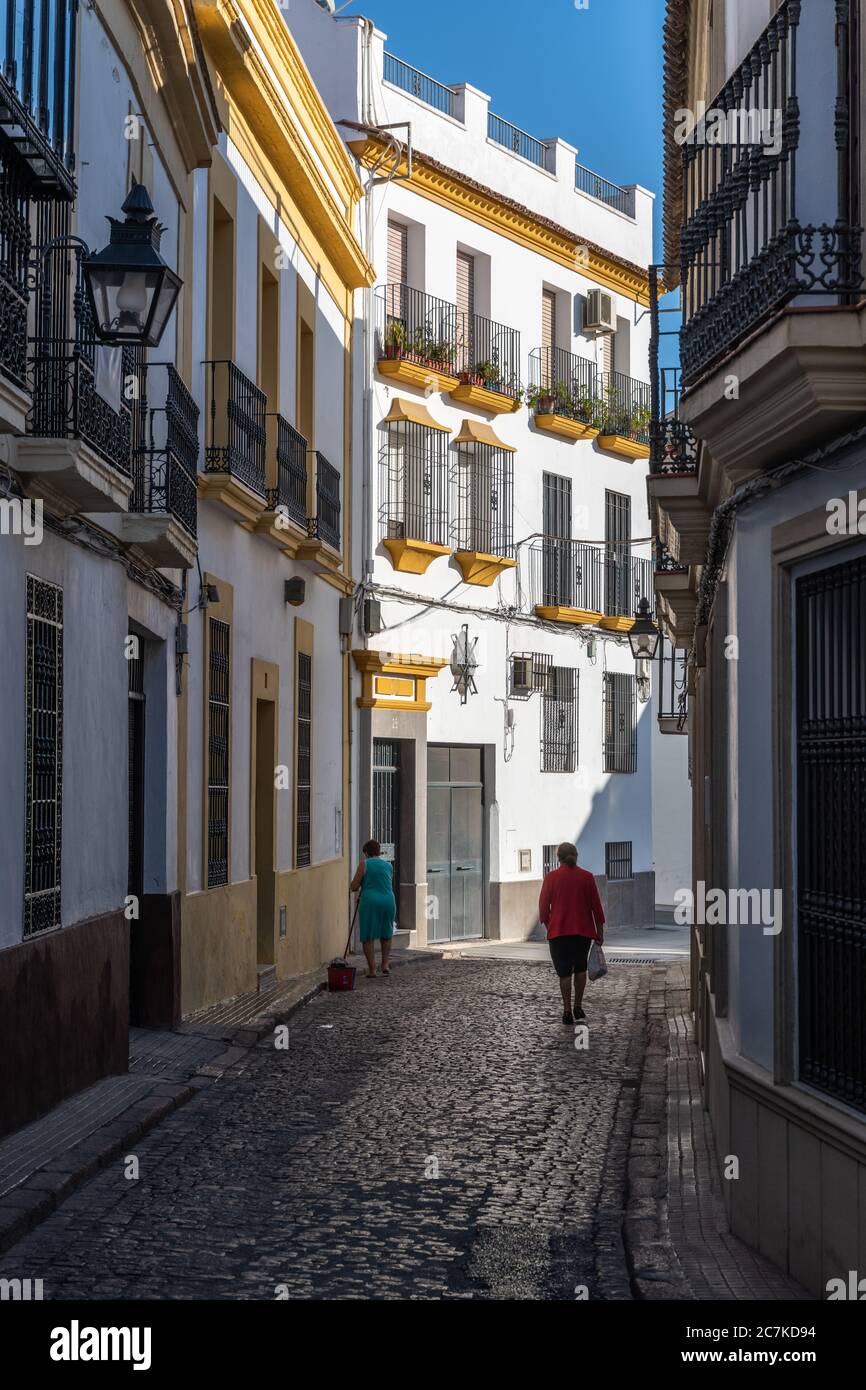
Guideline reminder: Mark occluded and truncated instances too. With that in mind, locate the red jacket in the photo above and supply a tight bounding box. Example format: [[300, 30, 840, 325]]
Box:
[[539, 864, 605, 940]]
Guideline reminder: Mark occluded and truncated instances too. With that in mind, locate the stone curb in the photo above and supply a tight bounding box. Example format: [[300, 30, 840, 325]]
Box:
[[0, 949, 443, 1256], [621, 964, 691, 1301]]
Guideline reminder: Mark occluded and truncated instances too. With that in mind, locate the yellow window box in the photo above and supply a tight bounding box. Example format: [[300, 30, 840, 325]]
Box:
[[377, 356, 459, 394], [534, 604, 603, 626], [597, 434, 651, 461], [383, 537, 451, 574], [449, 381, 522, 415], [453, 551, 517, 587], [533, 414, 599, 443]]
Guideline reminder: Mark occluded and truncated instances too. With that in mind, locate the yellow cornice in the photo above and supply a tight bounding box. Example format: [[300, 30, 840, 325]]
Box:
[[352, 649, 448, 712], [351, 137, 651, 308], [194, 0, 374, 293]]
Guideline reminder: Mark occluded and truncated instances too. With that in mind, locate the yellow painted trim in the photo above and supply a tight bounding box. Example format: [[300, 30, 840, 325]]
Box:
[[351, 137, 652, 306], [449, 382, 522, 415], [534, 414, 599, 442], [383, 537, 451, 574], [535, 604, 603, 626], [195, 0, 374, 294], [382, 396, 451, 433], [374, 676, 415, 698], [453, 417, 516, 452], [597, 615, 637, 632], [597, 434, 651, 461], [353, 648, 448, 712], [377, 357, 459, 393], [453, 551, 517, 587]]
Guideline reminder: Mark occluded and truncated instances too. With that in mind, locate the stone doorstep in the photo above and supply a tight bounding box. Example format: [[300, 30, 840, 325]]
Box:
[[0, 947, 438, 1257]]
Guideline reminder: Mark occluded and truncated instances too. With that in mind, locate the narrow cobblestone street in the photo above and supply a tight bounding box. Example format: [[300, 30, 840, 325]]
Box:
[[1, 957, 644, 1300], [0, 955, 808, 1301]]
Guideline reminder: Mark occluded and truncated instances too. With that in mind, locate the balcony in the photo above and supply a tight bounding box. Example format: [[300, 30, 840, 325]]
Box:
[[450, 314, 522, 416], [675, 0, 866, 478], [657, 636, 688, 734], [487, 112, 549, 170], [200, 359, 266, 524], [597, 371, 651, 460], [647, 363, 708, 566], [525, 538, 651, 630], [254, 415, 309, 555], [575, 162, 634, 218], [376, 284, 459, 393], [16, 251, 135, 514], [296, 451, 343, 580], [528, 347, 600, 441], [0, 159, 32, 433], [451, 421, 516, 586], [379, 398, 450, 574], [121, 363, 198, 568]]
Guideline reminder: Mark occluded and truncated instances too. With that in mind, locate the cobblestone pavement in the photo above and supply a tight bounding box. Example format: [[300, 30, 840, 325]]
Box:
[[0, 957, 645, 1300]]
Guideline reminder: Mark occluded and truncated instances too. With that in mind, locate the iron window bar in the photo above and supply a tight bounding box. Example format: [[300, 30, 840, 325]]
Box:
[[203, 358, 267, 498], [452, 440, 514, 559], [541, 666, 578, 773], [0, 0, 78, 192], [657, 632, 689, 731], [207, 617, 230, 889], [648, 265, 698, 476], [24, 573, 63, 936], [599, 370, 652, 443], [603, 671, 636, 774], [0, 153, 32, 389], [376, 282, 458, 376], [309, 450, 341, 551], [605, 841, 633, 880], [296, 651, 312, 868], [379, 416, 449, 549], [455, 310, 521, 399]]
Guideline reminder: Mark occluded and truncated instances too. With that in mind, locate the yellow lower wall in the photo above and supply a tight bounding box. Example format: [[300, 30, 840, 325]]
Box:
[[276, 856, 348, 978], [181, 879, 257, 1016]]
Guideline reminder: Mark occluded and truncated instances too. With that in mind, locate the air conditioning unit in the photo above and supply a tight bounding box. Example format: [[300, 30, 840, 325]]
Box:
[[511, 653, 553, 699], [585, 288, 616, 334]]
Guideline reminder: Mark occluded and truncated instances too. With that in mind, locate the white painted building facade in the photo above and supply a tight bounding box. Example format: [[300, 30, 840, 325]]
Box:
[[291, 1, 691, 943]]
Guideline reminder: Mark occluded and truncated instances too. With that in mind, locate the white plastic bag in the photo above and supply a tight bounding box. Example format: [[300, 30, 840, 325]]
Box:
[[587, 941, 608, 982]]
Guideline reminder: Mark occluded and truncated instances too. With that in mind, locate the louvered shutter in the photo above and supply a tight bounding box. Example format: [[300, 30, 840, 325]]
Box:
[[456, 251, 475, 372], [542, 289, 556, 350], [387, 220, 407, 286]]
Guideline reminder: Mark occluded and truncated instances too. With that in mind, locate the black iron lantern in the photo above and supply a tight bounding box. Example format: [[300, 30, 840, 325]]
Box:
[[628, 597, 660, 661], [82, 183, 181, 347]]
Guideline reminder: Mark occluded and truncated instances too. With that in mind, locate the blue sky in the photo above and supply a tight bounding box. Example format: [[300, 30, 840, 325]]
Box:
[[341, 0, 668, 254]]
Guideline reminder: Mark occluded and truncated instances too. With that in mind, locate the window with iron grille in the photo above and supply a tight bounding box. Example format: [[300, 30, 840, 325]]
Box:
[[797, 555, 866, 1111], [296, 651, 312, 867], [541, 666, 577, 773], [207, 618, 230, 888], [379, 420, 449, 548], [603, 672, 636, 773], [24, 575, 63, 936], [543, 844, 559, 876], [605, 490, 631, 618], [128, 635, 145, 899], [452, 441, 513, 558], [605, 841, 633, 880]]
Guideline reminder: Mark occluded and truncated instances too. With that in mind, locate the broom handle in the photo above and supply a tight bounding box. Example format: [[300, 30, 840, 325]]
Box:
[[344, 895, 360, 959]]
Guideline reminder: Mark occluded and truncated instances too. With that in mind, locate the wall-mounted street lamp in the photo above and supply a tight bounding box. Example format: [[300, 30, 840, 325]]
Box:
[[82, 183, 182, 347], [628, 597, 661, 662]]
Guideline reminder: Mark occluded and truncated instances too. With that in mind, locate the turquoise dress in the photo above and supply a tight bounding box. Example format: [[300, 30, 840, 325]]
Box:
[[359, 857, 396, 942]]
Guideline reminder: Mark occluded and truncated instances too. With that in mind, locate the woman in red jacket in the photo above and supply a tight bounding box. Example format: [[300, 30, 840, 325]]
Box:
[[539, 842, 605, 1025]]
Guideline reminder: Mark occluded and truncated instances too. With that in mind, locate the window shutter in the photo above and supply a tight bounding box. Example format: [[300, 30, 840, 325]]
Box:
[[542, 289, 556, 352], [387, 220, 407, 286], [600, 329, 613, 384], [456, 250, 475, 319]]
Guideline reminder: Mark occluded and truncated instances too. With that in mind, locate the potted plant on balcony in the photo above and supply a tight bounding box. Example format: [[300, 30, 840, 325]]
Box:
[[629, 404, 652, 440], [383, 321, 405, 360], [426, 337, 455, 373], [527, 384, 554, 415], [473, 359, 501, 391]]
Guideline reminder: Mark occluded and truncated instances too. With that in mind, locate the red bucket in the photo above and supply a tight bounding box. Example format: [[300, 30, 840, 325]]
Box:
[[327, 959, 356, 992]]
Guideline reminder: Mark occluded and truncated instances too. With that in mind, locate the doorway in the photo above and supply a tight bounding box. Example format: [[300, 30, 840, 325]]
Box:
[[427, 745, 484, 943], [127, 634, 145, 900], [255, 698, 276, 967], [372, 738, 401, 924]]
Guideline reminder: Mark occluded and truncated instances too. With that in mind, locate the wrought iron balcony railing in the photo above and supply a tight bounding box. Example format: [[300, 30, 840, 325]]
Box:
[[28, 246, 134, 475], [383, 52, 456, 117], [525, 538, 651, 617], [203, 359, 266, 498], [528, 346, 599, 424], [649, 364, 697, 476], [130, 362, 198, 538], [455, 310, 521, 399], [678, 0, 861, 386], [452, 441, 514, 558], [309, 450, 341, 551], [487, 112, 549, 170], [575, 161, 633, 217], [0, 156, 32, 390], [657, 635, 688, 731], [598, 370, 652, 443], [267, 414, 307, 529], [377, 283, 458, 376]]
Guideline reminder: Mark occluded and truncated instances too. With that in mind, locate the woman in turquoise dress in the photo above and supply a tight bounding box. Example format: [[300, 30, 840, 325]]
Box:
[[350, 839, 396, 978]]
